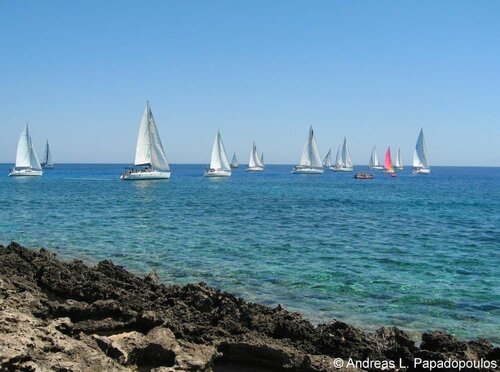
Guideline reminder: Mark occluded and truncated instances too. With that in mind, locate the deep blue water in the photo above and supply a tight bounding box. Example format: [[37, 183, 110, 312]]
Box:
[[1, 164, 499, 343]]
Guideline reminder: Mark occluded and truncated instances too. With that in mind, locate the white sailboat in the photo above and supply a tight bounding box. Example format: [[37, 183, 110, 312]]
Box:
[[9, 124, 43, 177], [323, 148, 333, 169], [413, 128, 430, 174], [41, 140, 54, 169], [292, 126, 324, 174], [230, 152, 239, 168], [333, 137, 353, 172], [394, 148, 403, 170], [247, 141, 264, 172], [204, 130, 231, 177], [368, 146, 384, 170], [121, 102, 171, 180]]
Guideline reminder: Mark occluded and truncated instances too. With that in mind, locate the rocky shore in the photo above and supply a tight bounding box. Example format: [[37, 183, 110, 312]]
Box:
[[0, 242, 498, 371]]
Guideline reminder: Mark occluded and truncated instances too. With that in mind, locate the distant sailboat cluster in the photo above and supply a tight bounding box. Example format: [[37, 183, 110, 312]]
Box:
[[8, 102, 431, 178]]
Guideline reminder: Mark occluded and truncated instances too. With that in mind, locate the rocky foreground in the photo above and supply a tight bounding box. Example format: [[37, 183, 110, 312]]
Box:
[[0, 243, 498, 371]]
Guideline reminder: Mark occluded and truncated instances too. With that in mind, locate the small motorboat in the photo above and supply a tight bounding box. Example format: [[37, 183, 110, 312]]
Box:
[[354, 171, 374, 179]]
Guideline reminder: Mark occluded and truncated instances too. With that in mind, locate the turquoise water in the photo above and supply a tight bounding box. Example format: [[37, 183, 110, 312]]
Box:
[[1, 164, 499, 343]]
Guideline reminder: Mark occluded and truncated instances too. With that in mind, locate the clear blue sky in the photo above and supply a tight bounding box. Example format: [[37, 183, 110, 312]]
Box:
[[1, 0, 499, 165]]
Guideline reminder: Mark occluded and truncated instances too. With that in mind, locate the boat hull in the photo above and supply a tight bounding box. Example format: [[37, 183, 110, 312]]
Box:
[[332, 166, 353, 172], [9, 169, 43, 177], [41, 164, 54, 169], [413, 167, 430, 174], [230, 165, 238, 169], [204, 169, 231, 177], [369, 166, 384, 170], [121, 171, 171, 180], [292, 167, 324, 174], [246, 166, 264, 172]]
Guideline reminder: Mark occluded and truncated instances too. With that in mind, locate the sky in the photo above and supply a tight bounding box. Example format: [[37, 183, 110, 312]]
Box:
[[1, 0, 499, 166]]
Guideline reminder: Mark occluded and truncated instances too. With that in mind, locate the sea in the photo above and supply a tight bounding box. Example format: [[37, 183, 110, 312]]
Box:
[[1, 164, 499, 344]]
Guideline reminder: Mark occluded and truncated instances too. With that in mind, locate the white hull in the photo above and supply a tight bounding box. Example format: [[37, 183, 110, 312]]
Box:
[[41, 164, 54, 169], [9, 168, 43, 177], [395, 166, 403, 170], [204, 169, 231, 177], [121, 170, 171, 180], [369, 166, 384, 170], [230, 165, 238, 169], [332, 166, 353, 172], [246, 166, 263, 172], [292, 166, 324, 174], [413, 167, 430, 174]]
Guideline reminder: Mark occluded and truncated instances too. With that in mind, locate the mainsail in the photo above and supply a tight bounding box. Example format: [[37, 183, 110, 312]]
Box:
[[369, 146, 381, 168], [384, 147, 394, 173], [210, 130, 231, 171], [15, 124, 42, 171], [323, 149, 332, 167], [394, 148, 403, 169], [299, 126, 322, 168], [260, 152, 264, 165], [134, 102, 170, 171], [341, 138, 353, 168], [413, 129, 429, 169]]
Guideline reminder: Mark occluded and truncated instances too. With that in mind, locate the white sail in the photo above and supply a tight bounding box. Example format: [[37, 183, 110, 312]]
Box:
[[299, 126, 322, 168], [30, 142, 42, 171], [15, 125, 31, 168], [210, 130, 231, 171], [369, 146, 381, 168], [323, 149, 332, 167], [260, 152, 264, 165], [334, 145, 341, 166], [43, 140, 53, 166], [134, 102, 170, 171], [15, 124, 42, 170], [230, 152, 238, 167], [413, 128, 429, 168], [394, 148, 403, 169], [341, 137, 353, 168], [248, 141, 264, 168]]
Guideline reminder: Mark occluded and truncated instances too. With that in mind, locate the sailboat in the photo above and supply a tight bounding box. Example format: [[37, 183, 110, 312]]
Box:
[[247, 142, 264, 171], [384, 147, 395, 174], [394, 148, 403, 170], [413, 129, 430, 174], [323, 148, 333, 169], [230, 152, 239, 168], [121, 102, 171, 180], [204, 130, 231, 177], [292, 126, 323, 174], [41, 140, 54, 169], [332, 137, 353, 172], [368, 146, 384, 170], [9, 124, 43, 177]]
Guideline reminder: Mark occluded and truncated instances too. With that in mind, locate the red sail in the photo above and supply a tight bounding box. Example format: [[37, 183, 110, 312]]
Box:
[[385, 147, 394, 172]]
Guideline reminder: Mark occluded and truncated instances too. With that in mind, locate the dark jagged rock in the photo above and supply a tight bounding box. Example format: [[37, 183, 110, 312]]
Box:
[[0, 242, 498, 371]]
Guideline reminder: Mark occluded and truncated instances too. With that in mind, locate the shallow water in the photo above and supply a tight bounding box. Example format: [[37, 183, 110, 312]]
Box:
[[1, 164, 499, 343]]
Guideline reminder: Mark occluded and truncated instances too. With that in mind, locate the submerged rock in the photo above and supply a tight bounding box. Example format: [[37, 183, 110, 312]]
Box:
[[0, 242, 498, 371]]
